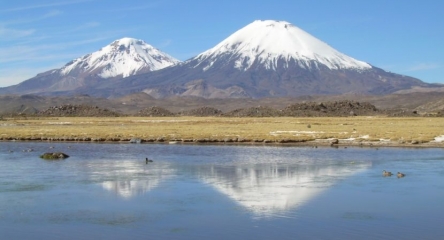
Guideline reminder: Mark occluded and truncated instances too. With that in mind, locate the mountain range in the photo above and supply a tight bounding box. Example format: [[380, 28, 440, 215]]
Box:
[[0, 20, 436, 98]]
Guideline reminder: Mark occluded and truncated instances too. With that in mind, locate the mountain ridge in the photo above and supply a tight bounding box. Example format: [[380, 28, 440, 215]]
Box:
[[0, 20, 436, 98]]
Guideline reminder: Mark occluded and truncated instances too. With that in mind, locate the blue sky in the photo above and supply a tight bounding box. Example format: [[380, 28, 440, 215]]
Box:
[[0, 0, 443, 87]]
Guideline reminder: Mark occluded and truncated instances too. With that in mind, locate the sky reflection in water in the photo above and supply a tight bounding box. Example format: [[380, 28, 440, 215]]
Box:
[[0, 142, 443, 240]]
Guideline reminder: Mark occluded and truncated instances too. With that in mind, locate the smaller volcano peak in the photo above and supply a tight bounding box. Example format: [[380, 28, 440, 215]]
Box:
[[60, 37, 180, 78]]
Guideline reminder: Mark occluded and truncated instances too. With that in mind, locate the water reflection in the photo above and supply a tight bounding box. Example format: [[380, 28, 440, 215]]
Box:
[[2, 142, 444, 239], [84, 160, 176, 198], [198, 162, 371, 217], [101, 179, 163, 199]]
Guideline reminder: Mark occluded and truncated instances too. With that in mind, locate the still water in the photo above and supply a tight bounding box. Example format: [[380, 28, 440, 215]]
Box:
[[0, 142, 443, 239]]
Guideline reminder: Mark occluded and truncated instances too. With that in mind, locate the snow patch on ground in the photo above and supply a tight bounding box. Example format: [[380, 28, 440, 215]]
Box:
[[46, 122, 72, 125], [432, 135, 444, 142], [131, 120, 190, 123], [269, 130, 324, 136]]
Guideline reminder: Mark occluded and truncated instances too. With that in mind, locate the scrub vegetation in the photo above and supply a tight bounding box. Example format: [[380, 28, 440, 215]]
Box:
[[1, 116, 444, 147]]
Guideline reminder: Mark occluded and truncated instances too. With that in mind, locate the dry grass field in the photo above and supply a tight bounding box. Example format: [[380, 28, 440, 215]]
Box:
[[1, 116, 444, 147]]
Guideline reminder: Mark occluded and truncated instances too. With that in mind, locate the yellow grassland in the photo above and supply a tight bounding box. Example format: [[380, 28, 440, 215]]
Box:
[[1, 116, 444, 146]]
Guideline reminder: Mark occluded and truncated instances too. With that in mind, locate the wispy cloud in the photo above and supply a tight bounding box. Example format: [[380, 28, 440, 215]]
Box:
[[0, 9, 64, 40], [105, 3, 161, 12], [42, 10, 63, 18], [0, 63, 65, 87], [0, 36, 110, 64], [2, 10, 63, 26], [157, 39, 172, 48], [0, 26, 36, 40], [0, 35, 112, 87], [406, 63, 441, 72], [58, 22, 101, 34], [0, 0, 94, 12]]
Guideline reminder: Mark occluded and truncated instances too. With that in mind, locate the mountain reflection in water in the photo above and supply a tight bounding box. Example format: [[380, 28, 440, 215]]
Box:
[[198, 162, 371, 217], [2, 142, 444, 240], [87, 153, 371, 214], [84, 160, 176, 198]]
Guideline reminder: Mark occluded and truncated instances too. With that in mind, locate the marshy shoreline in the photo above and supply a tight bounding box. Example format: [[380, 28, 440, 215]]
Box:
[[1, 116, 444, 148]]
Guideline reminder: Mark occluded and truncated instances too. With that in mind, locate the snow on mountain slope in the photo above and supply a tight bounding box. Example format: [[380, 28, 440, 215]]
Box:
[[61, 37, 180, 78], [193, 20, 371, 71]]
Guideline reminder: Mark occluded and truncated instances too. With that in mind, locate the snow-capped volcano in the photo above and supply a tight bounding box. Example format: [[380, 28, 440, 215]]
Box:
[[194, 20, 371, 71], [0, 21, 432, 98], [61, 37, 180, 78], [120, 20, 427, 98], [0, 38, 180, 96]]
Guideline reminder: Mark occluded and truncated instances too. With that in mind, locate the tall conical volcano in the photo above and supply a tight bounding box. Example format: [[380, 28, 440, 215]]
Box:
[[194, 20, 371, 71]]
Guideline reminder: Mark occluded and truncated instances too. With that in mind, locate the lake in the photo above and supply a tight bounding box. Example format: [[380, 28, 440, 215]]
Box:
[[1, 142, 443, 239]]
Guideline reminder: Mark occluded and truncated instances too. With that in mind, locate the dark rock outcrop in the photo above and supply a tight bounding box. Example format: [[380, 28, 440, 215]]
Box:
[[37, 104, 120, 117], [135, 106, 175, 117], [40, 152, 70, 159], [179, 107, 223, 116], [281, 101, 378, 117], [224, 106, 282, 117]]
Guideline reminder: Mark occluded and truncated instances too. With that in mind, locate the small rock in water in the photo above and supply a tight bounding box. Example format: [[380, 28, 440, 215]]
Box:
[[130, 138, 142, 144], [40, 152, 70, 160]]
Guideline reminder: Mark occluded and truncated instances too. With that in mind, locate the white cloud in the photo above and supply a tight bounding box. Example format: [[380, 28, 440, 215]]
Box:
[[406, 63, 441, 72], [1, 10, 63, 26], [0, 9, 63, 41], [58, 22, 101, 34], [42, 10, 63, 18], [157, 39, 172, 48], [0, 36, 109, 64], [0, 26, 36, 39], [0, 36, 112, 88], [0, 0, 94, 12]]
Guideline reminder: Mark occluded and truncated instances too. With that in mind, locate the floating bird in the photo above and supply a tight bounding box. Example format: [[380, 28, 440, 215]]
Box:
[[397, 172, 406, 178], [146, 158, 153, 164], [382, 170, 393, 177]]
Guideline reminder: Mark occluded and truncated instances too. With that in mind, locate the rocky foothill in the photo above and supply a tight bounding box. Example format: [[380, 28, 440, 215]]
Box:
[[36, 104, 120, 117], [179, 107, 223, 116], [4, 100, 443, 118], [281, 101, 378, 117], [135, 106, 175, 117], [223, 106, 282, 117]]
